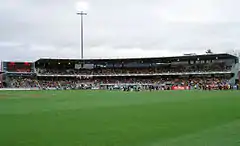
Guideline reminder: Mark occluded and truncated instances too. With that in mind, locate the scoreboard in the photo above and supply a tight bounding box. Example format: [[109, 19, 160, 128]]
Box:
[[2, 62, 33, 73]]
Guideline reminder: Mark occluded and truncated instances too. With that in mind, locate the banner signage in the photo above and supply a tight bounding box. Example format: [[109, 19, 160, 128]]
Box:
[[171, 86, 190, 90]]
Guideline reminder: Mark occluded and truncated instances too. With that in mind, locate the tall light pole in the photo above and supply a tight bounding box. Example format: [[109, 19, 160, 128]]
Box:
[[77, 11, 87, 59]]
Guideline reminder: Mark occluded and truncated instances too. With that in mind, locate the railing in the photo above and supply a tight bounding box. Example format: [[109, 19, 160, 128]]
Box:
[[36, 71, 232, 77], [0, 88, 39, 91], [5, 72, 36, 74]]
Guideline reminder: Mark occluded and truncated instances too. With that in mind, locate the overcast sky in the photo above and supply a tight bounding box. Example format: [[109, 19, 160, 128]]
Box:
[[0, 0, 240, 61]]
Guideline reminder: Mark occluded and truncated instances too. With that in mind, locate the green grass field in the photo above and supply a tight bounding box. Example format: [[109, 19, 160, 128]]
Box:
[[0, 90, 240, 146]]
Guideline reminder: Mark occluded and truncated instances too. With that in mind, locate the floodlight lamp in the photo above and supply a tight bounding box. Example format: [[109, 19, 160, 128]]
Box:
[[76, 1, 89, 12]]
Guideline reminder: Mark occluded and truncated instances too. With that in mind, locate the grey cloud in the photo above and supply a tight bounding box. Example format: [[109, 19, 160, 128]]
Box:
[[0, 0, 240, 61]]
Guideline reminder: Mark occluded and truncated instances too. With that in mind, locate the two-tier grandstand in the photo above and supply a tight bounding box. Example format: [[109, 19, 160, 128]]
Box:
[[0, 53, 239, 90]]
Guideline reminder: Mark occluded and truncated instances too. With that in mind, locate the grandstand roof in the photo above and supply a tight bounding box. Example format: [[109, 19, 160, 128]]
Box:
[[35, 53, 237, 64]]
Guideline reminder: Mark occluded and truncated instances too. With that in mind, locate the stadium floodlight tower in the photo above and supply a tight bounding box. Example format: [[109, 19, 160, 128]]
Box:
[[76, 1, 88, 59]]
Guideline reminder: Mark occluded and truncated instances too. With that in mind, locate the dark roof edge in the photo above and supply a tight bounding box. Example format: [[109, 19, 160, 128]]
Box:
[[34, 53, 237, 62]]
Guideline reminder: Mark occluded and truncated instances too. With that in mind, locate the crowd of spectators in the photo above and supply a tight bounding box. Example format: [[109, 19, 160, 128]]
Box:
[[9, 77, 39, 88], [36, 63, 231, 76], [6, 75, 236, 91], [6, 61, 236, 90]]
